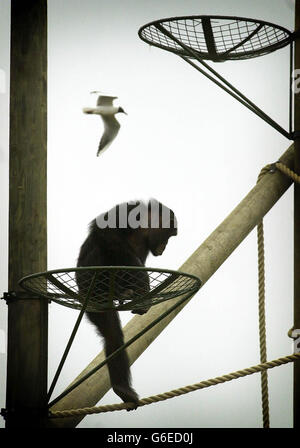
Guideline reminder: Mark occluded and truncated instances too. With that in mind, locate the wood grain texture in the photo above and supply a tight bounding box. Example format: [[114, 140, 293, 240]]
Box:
[[6, 0, 48, 428]]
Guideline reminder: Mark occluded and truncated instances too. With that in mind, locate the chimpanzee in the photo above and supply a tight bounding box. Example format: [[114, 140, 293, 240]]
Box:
[[76, 199, 177, 406]]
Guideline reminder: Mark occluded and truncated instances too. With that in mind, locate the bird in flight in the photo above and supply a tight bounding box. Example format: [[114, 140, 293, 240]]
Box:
[[83, 93, 127, 156]]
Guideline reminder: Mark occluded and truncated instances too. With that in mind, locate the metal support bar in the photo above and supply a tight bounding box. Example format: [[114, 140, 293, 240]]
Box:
[[48, 291, 192, 409], [47, 273, 98, 401], [202, 17, 218, 61], [155, 23, 292, 140], [46, 273, 80, 301], [180, 55, 290, 137]]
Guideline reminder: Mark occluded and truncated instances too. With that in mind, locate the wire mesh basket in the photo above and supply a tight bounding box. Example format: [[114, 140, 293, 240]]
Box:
[[19, 266, 201, 313], [138, 15, 292, 62]]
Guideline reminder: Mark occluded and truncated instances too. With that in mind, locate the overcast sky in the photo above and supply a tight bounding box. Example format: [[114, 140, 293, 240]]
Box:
[[0, 0, 297, 428]]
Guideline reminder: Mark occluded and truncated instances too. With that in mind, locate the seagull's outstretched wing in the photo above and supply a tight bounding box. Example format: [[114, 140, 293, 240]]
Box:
[[97, 95, 118, 107], [97, 115, 120, 156]]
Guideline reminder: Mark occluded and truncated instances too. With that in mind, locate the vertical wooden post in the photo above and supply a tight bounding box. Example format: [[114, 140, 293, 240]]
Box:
[[5, 0, 48, 428], [294, 0, 300, 429]]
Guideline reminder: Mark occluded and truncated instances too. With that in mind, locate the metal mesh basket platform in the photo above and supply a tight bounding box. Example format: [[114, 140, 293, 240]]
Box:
[[19, 267, 201, 313], [138, 15, 292, 62]]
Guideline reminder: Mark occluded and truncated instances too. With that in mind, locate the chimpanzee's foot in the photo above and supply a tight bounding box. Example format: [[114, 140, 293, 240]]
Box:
[[113, 385, 140, 410]]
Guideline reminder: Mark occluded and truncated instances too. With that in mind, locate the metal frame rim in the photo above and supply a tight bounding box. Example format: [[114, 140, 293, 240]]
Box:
[[138, 14, 293, 38], [19, 266, 202, 311], [138, 14, 293, 62], [19, 265, 201, 287]]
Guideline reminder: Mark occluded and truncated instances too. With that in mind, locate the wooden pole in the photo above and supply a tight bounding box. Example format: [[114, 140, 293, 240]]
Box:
[[5, 0, 48, 428], [294, 0, 300, 429], [49, 144, 294, 428]]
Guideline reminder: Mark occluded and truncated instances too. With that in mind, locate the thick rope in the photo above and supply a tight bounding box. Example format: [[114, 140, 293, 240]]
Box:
[[49, 353, 300, 418], [257, 219, 269, 428], [276, 161, 300, 183], [256, 166, 271, 428], [255, 162, 300, 427], [255, 161, 300, 428]]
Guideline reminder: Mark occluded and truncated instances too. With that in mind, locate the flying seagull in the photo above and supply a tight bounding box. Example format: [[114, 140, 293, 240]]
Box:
[[83, 93, 127, 156]]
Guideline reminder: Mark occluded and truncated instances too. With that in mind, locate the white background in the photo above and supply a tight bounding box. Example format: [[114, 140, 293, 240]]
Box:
[[0, 0, 296, 428]]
